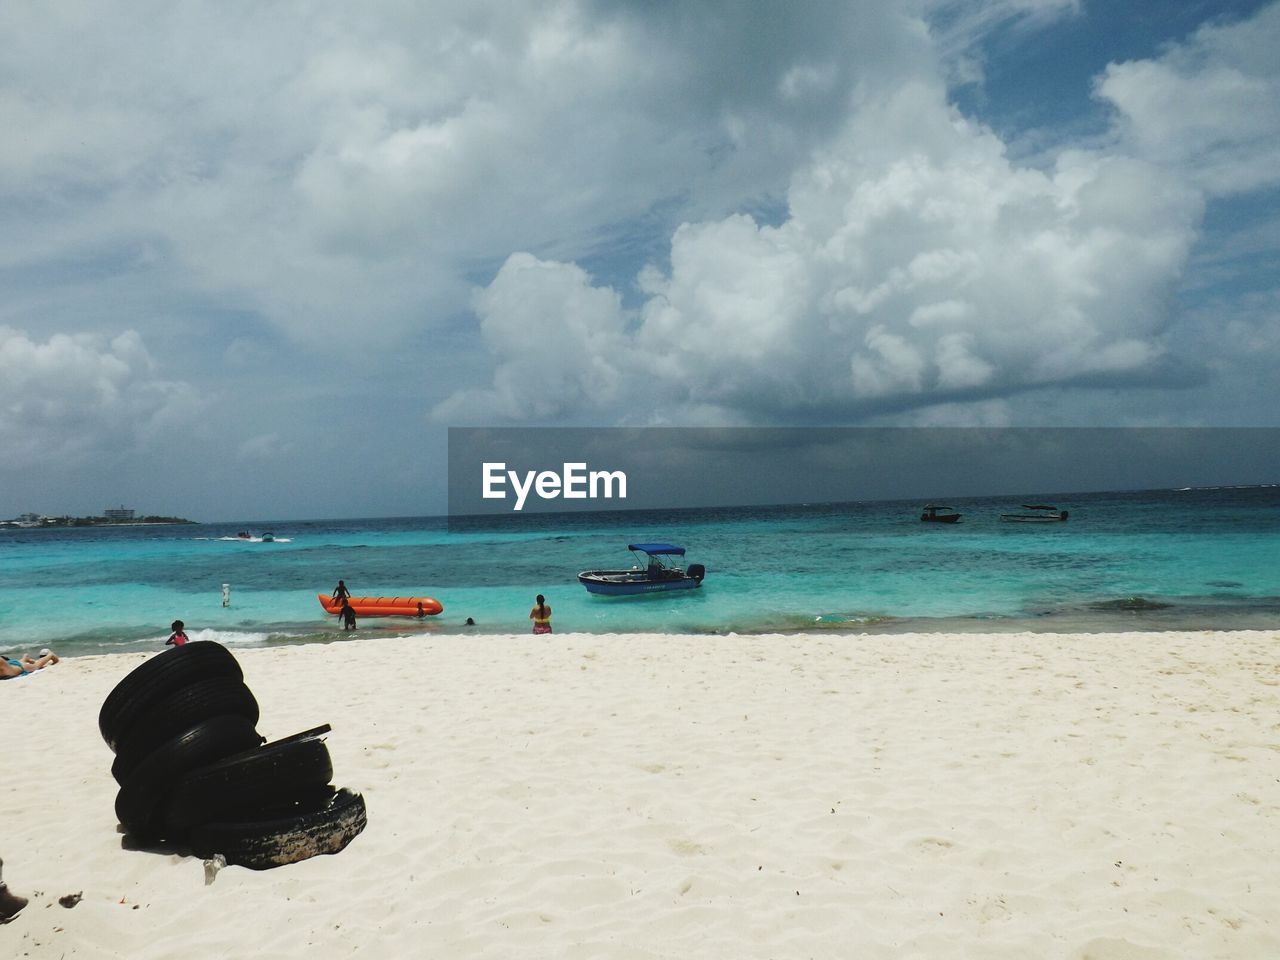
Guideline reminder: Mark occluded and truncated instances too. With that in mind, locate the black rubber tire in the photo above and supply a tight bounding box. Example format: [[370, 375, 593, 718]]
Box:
[[99, 642, 243, 750], [163, 733, 334, 836], [231, 784, 339, 821], [111, 678, 261, 784], [115, 714, 263, 843], [189, 788, 368, 870]]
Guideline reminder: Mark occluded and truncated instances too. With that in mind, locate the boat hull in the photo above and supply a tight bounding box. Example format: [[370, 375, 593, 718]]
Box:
[[1000, 515, 1067, 523], [318, 594, 443, 617], [577, 571, 703, 596], [921, 514, 961, 523]]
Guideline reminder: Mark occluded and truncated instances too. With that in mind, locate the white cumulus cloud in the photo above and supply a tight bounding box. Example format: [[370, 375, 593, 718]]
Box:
[[0, 1, 932, 346], [432, 253, 629, 422], [0, 327, 200, 467], [1095, 3, 1280, 197], [437, 75, 1205, 424]]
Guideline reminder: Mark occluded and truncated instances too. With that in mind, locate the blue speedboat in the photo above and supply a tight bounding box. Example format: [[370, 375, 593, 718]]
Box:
[[578, 543, 706, 596]]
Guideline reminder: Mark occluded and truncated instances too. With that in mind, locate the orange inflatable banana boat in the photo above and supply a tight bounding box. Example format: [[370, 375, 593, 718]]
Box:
[[318, 594, 443, 617]]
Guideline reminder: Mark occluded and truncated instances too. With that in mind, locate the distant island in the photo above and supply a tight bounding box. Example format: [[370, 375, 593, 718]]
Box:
[[1, 507, 195, 528]]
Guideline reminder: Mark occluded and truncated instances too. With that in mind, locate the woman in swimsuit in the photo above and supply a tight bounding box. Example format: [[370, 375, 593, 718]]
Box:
[[529, 595, 552, 635], [1, 650, 59, 680]]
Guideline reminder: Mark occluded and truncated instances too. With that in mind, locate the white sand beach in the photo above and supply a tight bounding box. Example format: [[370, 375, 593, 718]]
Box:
[[2, 630, 1278, 959]]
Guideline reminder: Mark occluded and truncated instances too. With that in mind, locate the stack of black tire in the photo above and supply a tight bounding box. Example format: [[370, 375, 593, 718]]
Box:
[[99, 641, 367, 870]]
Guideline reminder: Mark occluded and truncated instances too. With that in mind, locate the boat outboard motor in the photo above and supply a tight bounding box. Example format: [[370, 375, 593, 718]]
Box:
[[1059, 510, 1069, 520], [687, 563, 706, 582]]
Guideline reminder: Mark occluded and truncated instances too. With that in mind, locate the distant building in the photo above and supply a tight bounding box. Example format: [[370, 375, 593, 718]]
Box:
[[103, 506, 135, 521], [17, 512, 42, 523]]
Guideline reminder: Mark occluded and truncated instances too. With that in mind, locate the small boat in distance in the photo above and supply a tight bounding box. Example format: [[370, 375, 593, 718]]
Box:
[[1001, 504, 1069, 522], [578, 543, 706, 596], [920, 504, 961, 523], [317, 594, 444, 617]]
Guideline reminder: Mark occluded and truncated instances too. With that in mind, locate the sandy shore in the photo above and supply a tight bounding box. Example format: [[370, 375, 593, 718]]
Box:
[[1, 630, 1278, 958]]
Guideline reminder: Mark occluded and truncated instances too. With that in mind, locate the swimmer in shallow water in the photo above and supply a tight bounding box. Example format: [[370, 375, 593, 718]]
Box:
[[166, 620, 188, 646]]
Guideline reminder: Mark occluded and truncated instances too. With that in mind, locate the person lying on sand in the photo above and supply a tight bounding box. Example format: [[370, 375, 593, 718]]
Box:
[[0, 649, 59, 679]]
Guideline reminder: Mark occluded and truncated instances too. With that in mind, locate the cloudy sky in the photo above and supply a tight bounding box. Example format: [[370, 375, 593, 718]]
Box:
[[3, 0, 1278, 520]]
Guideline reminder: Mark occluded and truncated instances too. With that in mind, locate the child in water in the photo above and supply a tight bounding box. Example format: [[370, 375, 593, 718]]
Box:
[[166, 620, 188, 646]]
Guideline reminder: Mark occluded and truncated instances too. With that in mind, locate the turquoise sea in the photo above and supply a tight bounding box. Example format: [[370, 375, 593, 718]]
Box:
[[2, 485, 1278, 658]]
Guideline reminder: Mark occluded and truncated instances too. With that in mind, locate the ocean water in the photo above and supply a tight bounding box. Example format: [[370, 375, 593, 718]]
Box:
[[2, 486, 1278, 658]]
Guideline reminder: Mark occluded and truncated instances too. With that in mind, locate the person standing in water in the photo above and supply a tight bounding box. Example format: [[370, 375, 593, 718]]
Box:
[[529, 595, 552, 635], [166, 620, 188, 647], [340, 600, 357, 631]]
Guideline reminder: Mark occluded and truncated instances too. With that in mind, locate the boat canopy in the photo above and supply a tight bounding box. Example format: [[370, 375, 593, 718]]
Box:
[[628, 543, 685, 556]]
